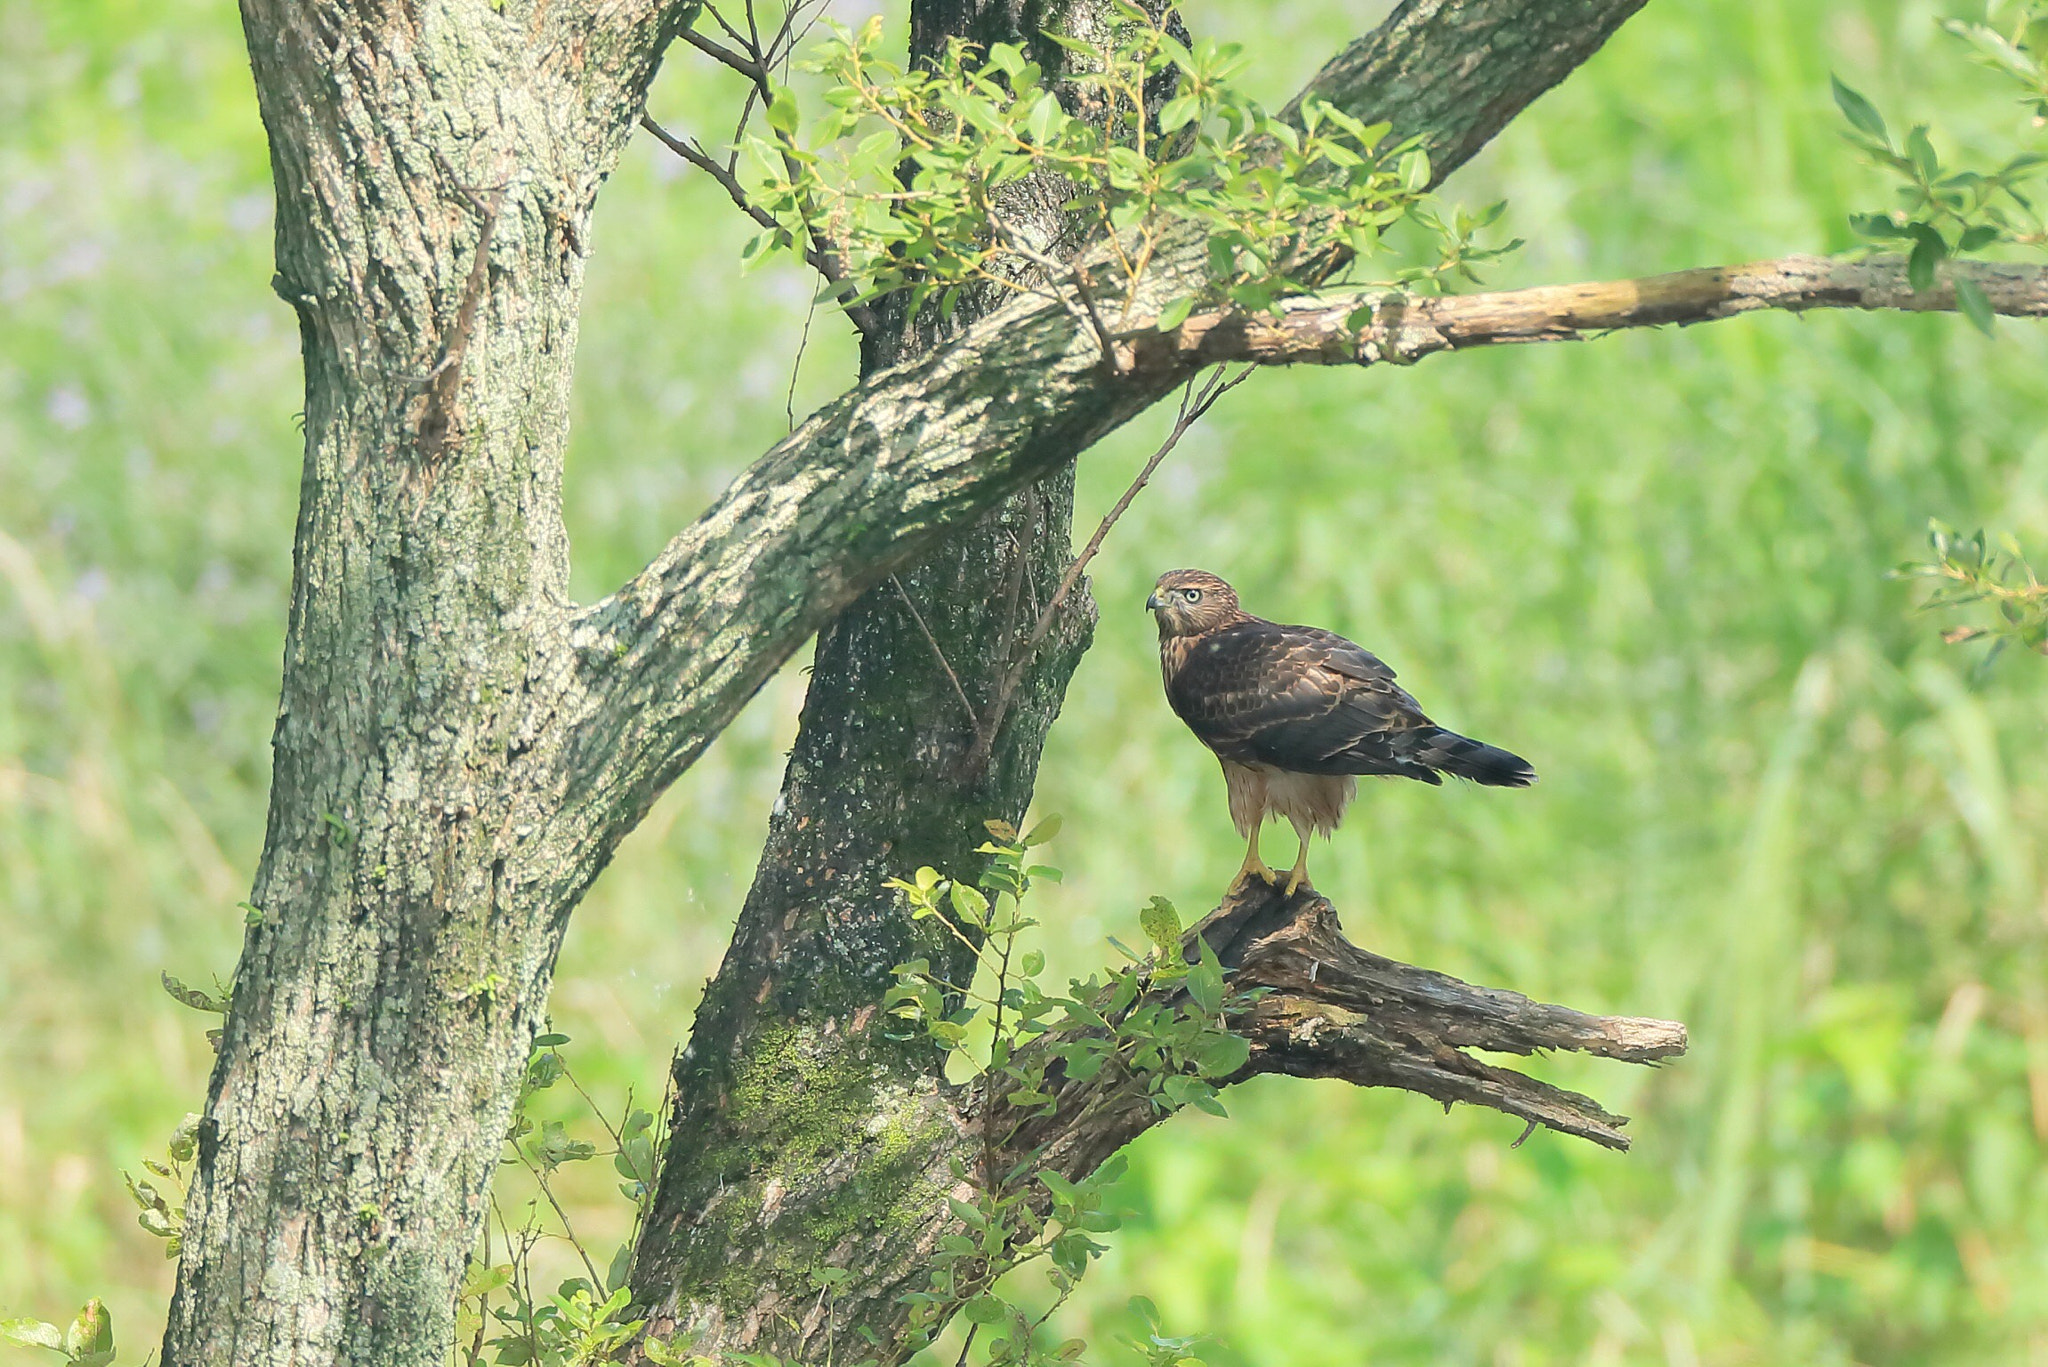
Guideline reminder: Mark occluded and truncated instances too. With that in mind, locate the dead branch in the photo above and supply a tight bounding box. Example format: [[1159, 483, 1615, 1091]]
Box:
[[1001, 881, 1687, 1187], [1133, 254, 2048, 373]]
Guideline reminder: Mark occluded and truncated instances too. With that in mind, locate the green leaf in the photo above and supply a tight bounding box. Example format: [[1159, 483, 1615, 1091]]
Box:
[[1904, 124, 1939, 181], [963, 1295, 1008, 1324], [1905, 224, 1945, 292], [65, 1300, 114, 1367], [1185, 953, 1224, 1016], [162, 971, 227, 1014], [607, 1243, 634, 1294], [949, 881, 989, 928], [1038, 1169, 1082, 1203], [1157, 94, 1199, 133], [1154, 296, 1195, 333], [1138, 896, 1182, 953], [1194, 1030, 1252, 1078], [1399, 147, 1432, 191], [985, 42, 1025, 78], [1953, 275, 1995, 336], [765, 88, 801, 137], [1, 1320, 64, 1352], [1956, 223, 2000, 252], [1830, 75, 1888, 143], [1025, 92, 1062, 145], [167, 1112, 201, 1163], [462, 1262, 515, 1299]]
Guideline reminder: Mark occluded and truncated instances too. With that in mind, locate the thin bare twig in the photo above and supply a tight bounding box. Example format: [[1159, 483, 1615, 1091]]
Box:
[[963, 364, 1251, 776], [638, 114, 780, 234], [653, 1, 877, 337], [786, 296, 817, 432], [638, 114, 880, 338], [512, 1145, 605, 1289], [989, 215, 1124, 368], [890, 574, 982, 741], [680, 25, 767, 82], [702, 0, 751, 52]]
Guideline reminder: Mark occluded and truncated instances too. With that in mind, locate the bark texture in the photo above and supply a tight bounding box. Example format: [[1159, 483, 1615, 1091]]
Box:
[[165, 0, 691, 1362]]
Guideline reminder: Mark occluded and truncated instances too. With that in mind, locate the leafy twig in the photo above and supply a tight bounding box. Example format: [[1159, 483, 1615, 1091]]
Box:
[[1893, 520, 2048, 673]]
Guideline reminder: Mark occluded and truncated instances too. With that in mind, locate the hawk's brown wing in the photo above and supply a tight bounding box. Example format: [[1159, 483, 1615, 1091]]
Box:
[[1165, 619, 1445, 782]]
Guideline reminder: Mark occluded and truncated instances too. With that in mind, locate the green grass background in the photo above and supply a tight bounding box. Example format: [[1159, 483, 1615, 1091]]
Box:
[[4, 0, 2047, 1362]]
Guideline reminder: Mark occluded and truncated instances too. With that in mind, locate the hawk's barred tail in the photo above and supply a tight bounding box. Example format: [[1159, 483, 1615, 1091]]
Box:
[[1415, 728, 1537, 787]]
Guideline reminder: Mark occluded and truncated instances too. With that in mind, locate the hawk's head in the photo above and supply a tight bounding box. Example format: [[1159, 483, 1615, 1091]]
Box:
[[1146, 569, 1241, 638]]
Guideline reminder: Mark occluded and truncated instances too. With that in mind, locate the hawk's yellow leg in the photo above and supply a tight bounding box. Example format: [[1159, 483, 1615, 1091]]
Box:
[[1232, 828, 1278, 888], [1282, 836, 1313, 897]]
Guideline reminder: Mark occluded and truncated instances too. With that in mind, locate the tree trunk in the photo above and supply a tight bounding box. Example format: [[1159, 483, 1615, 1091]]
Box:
[[161, 1, 679, 1361], [627, 1, 1116, 1352]]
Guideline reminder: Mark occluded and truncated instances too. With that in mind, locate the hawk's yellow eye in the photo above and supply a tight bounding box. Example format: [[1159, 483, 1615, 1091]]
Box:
[[1182, 588, 1203, 603]]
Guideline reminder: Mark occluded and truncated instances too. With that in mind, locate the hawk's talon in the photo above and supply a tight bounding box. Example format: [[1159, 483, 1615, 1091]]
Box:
[[1230, 860, 1279, 891], [1281, 836, 1312, 898]]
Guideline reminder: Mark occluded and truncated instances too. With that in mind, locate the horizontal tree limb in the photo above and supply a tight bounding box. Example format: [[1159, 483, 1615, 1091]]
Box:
[[1141, 254, 2046, 371]]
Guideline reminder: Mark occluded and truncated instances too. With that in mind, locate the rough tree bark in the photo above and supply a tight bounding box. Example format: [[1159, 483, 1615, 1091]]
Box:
[[164, 0, 2042, 1359], [163, 2, 695, 1362]]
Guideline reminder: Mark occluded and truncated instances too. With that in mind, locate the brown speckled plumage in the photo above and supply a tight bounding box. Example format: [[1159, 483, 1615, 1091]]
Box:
[[1146, 568, 1534, 891]]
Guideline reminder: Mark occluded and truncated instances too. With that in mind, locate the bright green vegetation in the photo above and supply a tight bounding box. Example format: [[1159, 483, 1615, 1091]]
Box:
[[3, 0, 2045, 1364], [748, 6, 1508, 326]]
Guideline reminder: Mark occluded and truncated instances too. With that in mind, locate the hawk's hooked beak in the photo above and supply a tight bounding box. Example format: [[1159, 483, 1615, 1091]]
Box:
[[1144, 591, 1165, 611]]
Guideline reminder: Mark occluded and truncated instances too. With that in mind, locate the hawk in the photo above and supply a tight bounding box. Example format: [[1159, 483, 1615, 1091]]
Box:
[[1147, 568, 1534, 895]]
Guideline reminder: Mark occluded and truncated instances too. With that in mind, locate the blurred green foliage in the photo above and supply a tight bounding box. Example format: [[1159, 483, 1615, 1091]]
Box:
[[1832, 0, 2048, 326], [3, 1, 2046, 1365]]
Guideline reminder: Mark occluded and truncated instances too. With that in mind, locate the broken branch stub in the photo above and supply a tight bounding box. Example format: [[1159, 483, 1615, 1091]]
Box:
[[1196, 884, 1687, 1151], [999, 882, 1687, 1181]]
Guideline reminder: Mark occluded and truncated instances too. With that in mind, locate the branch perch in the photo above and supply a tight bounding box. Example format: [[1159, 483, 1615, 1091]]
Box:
[[1137, 254, 2048, 372], [1002, 882, 1686, 1187], [1196, 885, 1684, 1148]]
